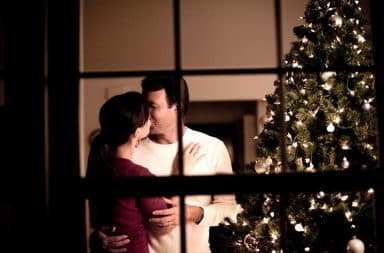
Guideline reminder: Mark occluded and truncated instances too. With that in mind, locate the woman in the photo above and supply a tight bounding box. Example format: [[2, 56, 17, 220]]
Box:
[[86, 91, 170, 253]]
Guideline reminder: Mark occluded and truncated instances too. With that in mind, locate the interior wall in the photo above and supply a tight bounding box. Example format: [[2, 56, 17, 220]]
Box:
[[82, 0, 174, 71], [79, 0, 310, 176]]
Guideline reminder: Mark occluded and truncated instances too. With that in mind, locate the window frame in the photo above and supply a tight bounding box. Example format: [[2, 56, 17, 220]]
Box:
[[47, 0, 384, 252]]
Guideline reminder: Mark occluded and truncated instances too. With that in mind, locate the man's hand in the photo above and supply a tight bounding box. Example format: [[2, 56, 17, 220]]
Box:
[[183, 143, 206, 172], [149, 197, 179, 231], [172, 143, 206, 175], [98, 227, 130, 253], [149, 197, 204, 228]]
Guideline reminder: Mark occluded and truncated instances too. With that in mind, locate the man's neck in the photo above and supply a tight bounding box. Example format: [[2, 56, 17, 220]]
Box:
[[149, 126, 186, 144]]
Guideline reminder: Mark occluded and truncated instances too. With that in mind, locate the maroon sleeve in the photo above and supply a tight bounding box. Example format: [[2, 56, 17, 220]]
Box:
[[135, 166, 168, 217], [114, 159, 168, 217], [138, 196, 168, 218]]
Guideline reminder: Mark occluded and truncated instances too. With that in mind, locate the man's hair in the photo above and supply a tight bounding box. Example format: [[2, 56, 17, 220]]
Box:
[[141, 75, 189, 117]]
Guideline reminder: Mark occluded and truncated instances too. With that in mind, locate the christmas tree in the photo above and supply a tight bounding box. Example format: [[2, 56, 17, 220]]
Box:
[[211, 0, 378, 252]]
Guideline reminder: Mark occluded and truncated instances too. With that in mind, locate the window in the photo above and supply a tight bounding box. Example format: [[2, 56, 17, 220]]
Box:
[[3, 0, 378, 252]]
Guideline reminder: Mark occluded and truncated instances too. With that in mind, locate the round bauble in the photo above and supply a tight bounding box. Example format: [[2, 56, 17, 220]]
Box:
[[346, 237, 365, 253]]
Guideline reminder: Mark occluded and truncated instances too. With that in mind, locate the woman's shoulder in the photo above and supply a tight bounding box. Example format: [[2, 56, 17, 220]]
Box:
[[114, 158, 154, 177]]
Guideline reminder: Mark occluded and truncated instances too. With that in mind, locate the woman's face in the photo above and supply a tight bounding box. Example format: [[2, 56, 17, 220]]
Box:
[[138, 118, 151, 139]]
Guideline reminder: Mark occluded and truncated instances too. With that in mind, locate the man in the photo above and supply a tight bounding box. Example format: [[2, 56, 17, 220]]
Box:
[[93, 75, 238, 253]]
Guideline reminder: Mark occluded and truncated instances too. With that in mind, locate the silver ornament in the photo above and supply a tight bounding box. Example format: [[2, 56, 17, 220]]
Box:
[[327, 123, 335, 132], [329, 13, 343, 28], [341, 157, 350, 169], [347, 237, 365, 253], [362, 101, 371, 111]]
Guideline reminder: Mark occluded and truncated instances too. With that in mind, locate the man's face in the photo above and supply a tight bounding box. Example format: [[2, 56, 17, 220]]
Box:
[[145, 89, 177, 135], [137, 118, 151, 139]]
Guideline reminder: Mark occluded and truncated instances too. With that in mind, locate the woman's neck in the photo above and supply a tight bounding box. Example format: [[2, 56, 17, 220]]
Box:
[[115, 142, 134, 160]]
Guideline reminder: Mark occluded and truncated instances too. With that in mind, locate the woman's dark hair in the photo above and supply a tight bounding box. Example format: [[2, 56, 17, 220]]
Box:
[[141, 75, 189, 117], [88, 91, 149, 177], [86, 91, 149, 228], [99, 91, 149, 149], [87, 91, 149, 176]]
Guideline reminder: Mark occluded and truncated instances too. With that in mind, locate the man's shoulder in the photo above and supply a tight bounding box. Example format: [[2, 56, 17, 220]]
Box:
[[185, 127, 223, 145]]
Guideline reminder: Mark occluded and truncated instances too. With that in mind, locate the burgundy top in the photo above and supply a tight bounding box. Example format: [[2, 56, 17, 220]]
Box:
[[112, 158, 168, 253]]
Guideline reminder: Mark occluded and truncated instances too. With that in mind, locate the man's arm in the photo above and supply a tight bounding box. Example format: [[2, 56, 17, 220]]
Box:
[[90, 227, 130, 253], [150, 141, 239, 227], [149, 197, 204, 228], [149, 143, 206, 227], [197, 140, 239, 226]]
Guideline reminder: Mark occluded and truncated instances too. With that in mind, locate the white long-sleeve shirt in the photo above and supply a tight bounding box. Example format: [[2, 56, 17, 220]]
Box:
[[132, 127, 239, 253]]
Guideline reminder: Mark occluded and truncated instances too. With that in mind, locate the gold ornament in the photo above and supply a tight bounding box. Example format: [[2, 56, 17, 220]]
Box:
[[285, 114, 291, 122], [320, 71, 336, 81], [254, 158, 269, 174], [243, 233, 259, 252], [339, 140, 351, 150], [356, 34, 365, 43]]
